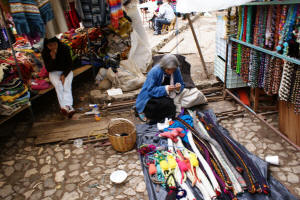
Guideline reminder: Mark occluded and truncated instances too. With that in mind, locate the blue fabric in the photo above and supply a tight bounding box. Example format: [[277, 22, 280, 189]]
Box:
[[9, 0, 53, 38], [136, 65, 184, 113], [167, 115, 193, 143], [155, 18, 170, 32]]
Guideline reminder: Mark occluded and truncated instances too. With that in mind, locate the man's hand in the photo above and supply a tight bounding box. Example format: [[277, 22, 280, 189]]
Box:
[[175, 83, 181, 91], [60, 74, 65, 85]]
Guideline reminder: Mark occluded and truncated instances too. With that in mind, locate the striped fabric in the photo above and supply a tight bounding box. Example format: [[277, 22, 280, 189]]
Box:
[[108, 0, 123, 29], [9, 0, 53, 38]]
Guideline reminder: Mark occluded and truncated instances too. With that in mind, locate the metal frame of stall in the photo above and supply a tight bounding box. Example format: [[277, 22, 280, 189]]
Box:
[[222, 0, 300, 150]]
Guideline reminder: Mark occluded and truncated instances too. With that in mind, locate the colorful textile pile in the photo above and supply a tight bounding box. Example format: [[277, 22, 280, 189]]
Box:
[[138, 114, 270, 199], [136, 110, 297, 200], [0, 66, 30, 116], [229, 4, 300, 112]]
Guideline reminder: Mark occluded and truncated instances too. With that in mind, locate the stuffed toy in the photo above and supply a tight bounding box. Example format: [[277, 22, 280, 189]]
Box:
[[159, 128, 185, 143]]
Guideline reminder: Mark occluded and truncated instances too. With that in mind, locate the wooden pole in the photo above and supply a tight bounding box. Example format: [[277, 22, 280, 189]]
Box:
[[226, 89, 300, 151], [187, 14, 209, 79], [223, 40, 229, 99]]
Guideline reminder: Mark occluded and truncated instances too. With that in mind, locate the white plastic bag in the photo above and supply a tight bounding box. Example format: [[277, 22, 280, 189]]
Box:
[[174, 88, 207, 112]]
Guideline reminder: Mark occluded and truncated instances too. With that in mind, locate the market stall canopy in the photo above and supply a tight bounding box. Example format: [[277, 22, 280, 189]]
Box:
[[176, 0, 253, 13]]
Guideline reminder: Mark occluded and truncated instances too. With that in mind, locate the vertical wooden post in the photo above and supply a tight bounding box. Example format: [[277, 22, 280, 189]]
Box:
[[187, 14, 209, 79], [223, 40, 229, 99]]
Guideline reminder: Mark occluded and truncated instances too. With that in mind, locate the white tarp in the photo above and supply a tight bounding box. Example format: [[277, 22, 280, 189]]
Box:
[[176, 0, 253, 13]]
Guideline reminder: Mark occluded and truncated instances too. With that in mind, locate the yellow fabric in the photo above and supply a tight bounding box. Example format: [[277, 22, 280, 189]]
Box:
[[0, 86, 28, 103]]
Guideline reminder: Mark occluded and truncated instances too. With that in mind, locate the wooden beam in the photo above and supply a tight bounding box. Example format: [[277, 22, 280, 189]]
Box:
[[187, 14, 209, 79]]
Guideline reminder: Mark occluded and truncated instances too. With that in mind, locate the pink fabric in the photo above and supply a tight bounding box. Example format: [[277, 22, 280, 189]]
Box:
[[31, 79, 50, 90], [38, 66, 49, 78]]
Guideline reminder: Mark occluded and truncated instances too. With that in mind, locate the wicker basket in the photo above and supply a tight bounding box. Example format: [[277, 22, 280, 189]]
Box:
[[108, 118, 136, 152]]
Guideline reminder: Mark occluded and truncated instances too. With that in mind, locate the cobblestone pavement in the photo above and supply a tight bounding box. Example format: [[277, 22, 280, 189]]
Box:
[[220, 113, 300, 198], [1, 110, 300, 200], [0, 134, 148, 200]]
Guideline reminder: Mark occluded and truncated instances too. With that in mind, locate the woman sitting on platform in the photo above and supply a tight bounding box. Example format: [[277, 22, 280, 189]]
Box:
[[135, 54, 184, 123], [42, 37, 75, 118]]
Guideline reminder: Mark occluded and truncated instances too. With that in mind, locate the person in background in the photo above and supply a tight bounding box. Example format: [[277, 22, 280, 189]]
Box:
[[153, 0, 175, 35], [148, 1, 163, 30], [42, 37, 75, 118], [135, 54, 184, 123]]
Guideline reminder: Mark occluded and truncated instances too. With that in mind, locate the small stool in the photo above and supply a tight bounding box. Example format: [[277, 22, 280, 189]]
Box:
[[250, 88, 277, 112], [161, 17, 177, 33]]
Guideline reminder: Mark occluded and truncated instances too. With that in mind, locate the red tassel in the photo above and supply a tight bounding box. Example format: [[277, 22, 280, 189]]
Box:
[[224, 189, 230, 194], [215, 190, 221, 196], [236, 167, 243, 173]]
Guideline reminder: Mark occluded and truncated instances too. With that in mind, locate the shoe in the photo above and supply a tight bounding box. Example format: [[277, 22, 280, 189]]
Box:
[[60, 107, 68, 116], [154, 31, 161, 35], [67, 105, 76, 118], [137, 113, 147, 122]]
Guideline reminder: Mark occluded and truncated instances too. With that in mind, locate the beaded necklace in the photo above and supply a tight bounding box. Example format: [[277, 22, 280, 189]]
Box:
[[278, 61, 296, 101], [273, 5, 283, 50], [292, 67, 300, 113], [265, 6, 274, 49], [236, 6, 244, 74], [276, 5, 289, 52], [263, 55, 272, 95], [271, 58, 284, 95], [231, 8, 239, 70], [283, 5, 298, 55]]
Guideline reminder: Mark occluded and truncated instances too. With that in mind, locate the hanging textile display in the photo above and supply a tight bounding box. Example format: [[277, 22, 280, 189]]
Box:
[[9, 0, 54, 42], [108, 0, 124, 29], [46, 0, 69, 38], [75, 0, 110, 28]]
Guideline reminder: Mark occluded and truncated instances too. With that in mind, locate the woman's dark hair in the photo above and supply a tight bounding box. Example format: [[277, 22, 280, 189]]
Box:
[[43, 37, 60, 50], [157, 1, 163, 5]]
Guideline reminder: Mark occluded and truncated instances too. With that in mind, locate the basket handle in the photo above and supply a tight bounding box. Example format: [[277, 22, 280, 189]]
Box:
[[108, 118, 135, 130]]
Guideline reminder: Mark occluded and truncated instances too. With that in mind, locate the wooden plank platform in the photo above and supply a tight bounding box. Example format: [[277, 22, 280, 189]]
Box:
[[0, 103, 30, 125], [31, 65, 92, 101], [30, 117, 109, 145]]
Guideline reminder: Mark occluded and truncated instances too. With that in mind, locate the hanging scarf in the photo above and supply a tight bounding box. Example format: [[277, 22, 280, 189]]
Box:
[[108, 0, 124, 29]]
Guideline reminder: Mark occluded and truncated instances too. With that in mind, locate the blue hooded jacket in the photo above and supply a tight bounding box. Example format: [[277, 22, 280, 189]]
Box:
[[135, 65, 184, 113]]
